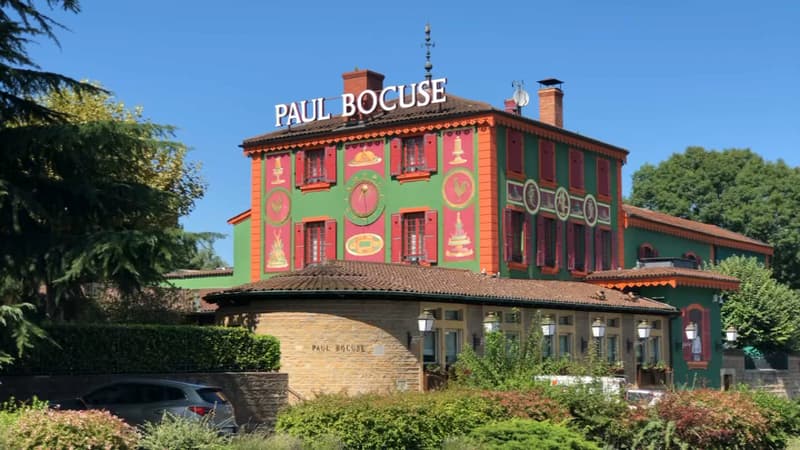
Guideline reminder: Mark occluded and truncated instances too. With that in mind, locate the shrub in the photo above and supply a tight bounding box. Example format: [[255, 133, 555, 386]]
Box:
[[2, 323, 280, 375], [468, 418, 600, 449], [655, 389, 771, 449], [138, 413, 227, 450], [0, 397, 48, 449], [479, 389, 571, 423], [740, 387, 800, 436], [540, 382, 628, 443], [8, 409, 138, 449], [276, 390, 506, 449]]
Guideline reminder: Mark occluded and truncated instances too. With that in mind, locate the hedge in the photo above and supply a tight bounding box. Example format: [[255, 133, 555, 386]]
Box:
[[1, 324, 280, 375]]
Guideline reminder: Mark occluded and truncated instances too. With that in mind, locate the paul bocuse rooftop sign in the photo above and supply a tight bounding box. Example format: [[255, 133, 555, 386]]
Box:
[[274, 78, 447, 127]]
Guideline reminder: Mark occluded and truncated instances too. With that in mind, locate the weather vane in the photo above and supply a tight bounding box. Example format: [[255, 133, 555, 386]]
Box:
[[423, 23, 435, 83]]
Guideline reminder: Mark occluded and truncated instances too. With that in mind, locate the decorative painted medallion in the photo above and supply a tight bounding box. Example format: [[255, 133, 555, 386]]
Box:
[[344, 170, 385, 226], [523, 180, 541, 215], [584, 194, 598, 227], [264, 187, 291, 226], [345, 233, 384, 257], [554, 187, 571, 221], [597, 204, 612, 224], [445, 211, 474, 258], [442, 168, 475, 210]]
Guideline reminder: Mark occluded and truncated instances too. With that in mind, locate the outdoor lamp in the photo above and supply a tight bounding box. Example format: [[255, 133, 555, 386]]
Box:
[[725, 325, 738, 343], [684, 322, 698, 341], [591, 318, 606, 338], [637, 320, 652, 339], [541, 315, 556, 337], [483, 311, 501, 333], [418, 310, 435, 333]]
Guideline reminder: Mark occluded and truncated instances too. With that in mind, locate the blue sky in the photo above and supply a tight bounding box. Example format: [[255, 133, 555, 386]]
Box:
[[31, 1, 799, 264]]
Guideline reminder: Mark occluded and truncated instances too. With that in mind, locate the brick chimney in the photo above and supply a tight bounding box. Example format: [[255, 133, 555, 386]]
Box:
[[504, 99, 520, 115], [342, 69, 385, 97], [537, 78, 564, 128]]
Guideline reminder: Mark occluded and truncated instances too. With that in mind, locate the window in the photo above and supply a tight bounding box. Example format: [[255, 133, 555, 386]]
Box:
[[423, 331, 439, 364], [638, 243, 658, 260], [444, 329, 461, 365], [507, 129, 524, 176], [539, 140, 556, 186], [543, 335, 554, 358], [390, 133, 438, 178], [607, 335, 619, 363], [682, 304, 711, 369], [650, 336, 661, 364], [559, 334, 572, 358], [444, 310, 462, 321], [504, 208, 528, 265], [294, 219, 337, 269], [683, 252, 701, 267], [391, 210, 438, 264], [597, 158, 611, 199], [567, 222, 589, 273], [295, 145, 337, 189], [594, 227, 614, 271], [569, 149, 584, 191], [536, 214, 561, 271]]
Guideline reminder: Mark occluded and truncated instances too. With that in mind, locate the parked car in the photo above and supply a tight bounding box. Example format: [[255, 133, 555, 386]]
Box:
[[49, 378, 238, 433]]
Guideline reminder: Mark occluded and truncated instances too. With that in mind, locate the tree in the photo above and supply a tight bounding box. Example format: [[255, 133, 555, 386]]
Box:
[[709, 256, 800, 352], [629, 147, 800, 288], [0, 1, 200, 322], [182, 231, 229, 270]]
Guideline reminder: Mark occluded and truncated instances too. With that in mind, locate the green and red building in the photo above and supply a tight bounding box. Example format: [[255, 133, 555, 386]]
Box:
[[169, 69, 771, 396]]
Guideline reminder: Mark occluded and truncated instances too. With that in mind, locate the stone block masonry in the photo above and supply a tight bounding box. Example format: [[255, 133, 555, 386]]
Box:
[[0, 372, 287, 429]]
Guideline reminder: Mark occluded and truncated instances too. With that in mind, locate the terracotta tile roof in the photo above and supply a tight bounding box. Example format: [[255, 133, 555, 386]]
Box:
[[164, 268, 234, 279], [206, 260, 676, 314], [242, 94, 495, 147], [584, 266, 740, 290], [624, 204, 772, 254]]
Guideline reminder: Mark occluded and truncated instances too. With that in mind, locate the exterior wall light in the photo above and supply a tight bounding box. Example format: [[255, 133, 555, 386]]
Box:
[[637, 320, 652, 339], [725, 325, 738, 343], [541, 315, 556, 337], [591, 318, 606, 338], [483, 311, 501, 333], [684, 321, 698, 341], [418, 309, 435, 333]]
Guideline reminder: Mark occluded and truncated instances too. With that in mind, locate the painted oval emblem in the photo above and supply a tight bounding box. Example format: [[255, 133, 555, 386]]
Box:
[[345, 233, 384, 257]]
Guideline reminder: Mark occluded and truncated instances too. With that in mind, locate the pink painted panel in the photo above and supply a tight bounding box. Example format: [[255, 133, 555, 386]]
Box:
[[344, 216, 386, 262], [344, 140, 385, 181], [444, 205, 475, 261], [443, 128, 474, 172], [263, 152, 292, 273]]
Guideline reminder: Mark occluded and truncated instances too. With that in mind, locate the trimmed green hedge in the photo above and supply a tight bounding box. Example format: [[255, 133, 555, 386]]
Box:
[[2, 324, 280, 375]]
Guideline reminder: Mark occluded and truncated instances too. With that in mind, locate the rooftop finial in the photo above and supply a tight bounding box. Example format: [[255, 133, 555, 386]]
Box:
[[423, 23, 435, 83]]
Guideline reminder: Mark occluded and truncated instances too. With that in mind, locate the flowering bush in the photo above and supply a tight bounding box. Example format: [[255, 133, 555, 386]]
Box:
[[8, 409, 138, 450], [479, 389, 571, 423], [654, 389, 771, 449]]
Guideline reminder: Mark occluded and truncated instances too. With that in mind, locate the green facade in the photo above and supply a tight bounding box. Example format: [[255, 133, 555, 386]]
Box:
[[623, 227, 711, 268]]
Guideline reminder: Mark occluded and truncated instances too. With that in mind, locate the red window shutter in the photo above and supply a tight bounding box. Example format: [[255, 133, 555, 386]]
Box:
[[423, 133, 438, 172], [390, 138, 402, 176], [391, 213, 402, 263], [324, 219, 337, 261], [598, 159, 610, 197], [507, 129, 523, 174], [503, 209, 513, 262], [540, 141, 555, 181], [424, 210, 438, 263], [555, 220, 563, 269], [294, 222, 305, 269], [566, 222, 575, 271], [523, 216, 531, 265], [295, 150, 305, 187], [536, 215, 545, 266], [702, 308, 711, 362], [324, 145, 337, 183], [682, 309, 692, 362], [583, 225, 591, 272], [594, 227, 602, 271]]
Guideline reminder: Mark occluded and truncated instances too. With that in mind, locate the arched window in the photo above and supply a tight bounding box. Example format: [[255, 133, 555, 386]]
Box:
[[683, 252, 701, 268], [638, 243, 658, 260]]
